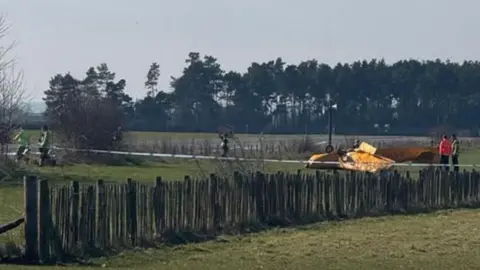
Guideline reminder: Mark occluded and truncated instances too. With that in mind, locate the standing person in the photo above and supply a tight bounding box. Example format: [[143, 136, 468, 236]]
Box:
[[112, 125, 123, 150], [438, 135, 452, 171], [347, 139, 361, 152], [113, 126, 123, 143], [219, 132, 229, 157], [38, 125, 52, 166], [353, 139, 360, 149], [451, 134, 460, 172], [13, 127, 30, 163]]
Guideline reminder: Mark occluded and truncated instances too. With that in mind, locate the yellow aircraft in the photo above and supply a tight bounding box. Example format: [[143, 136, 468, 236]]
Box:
[[305, 142, 439, 173]]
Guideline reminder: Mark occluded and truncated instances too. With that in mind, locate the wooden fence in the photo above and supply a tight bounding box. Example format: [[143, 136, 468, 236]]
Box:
[[22, 169, 480, 263]]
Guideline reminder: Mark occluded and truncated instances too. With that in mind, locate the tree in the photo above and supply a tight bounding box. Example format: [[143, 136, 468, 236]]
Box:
[[54, 52, 480, 136], [0, 15, 27, 156], [169, 53, 225, 131], [145, 62, 160, 97], [43, 65, 132, 151]]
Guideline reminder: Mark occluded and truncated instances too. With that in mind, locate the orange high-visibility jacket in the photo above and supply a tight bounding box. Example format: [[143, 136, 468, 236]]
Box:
[[439, 139, 452, 155]]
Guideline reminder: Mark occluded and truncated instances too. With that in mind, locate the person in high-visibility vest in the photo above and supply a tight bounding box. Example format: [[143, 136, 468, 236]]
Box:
[[451, 134, 460, 172], [13, 127, 30, 162], [38, 125, 52, 166], [439, 135, 452, 171]]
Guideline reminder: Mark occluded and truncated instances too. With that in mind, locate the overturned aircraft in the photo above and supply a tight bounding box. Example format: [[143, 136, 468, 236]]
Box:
[[305, 142, 439, 173]]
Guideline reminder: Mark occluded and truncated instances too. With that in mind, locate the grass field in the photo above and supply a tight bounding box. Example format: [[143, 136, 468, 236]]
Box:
[[3, 131, 480, 269], [2, 148, 480, 228], [2, 209, 480, 269]]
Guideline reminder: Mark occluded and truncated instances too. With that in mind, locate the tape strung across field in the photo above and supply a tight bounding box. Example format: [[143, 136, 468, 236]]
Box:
[[5, 145, 480, 168]]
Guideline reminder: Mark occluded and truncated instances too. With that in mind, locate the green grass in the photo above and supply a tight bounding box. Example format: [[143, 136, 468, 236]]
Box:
[[35, 160, 303, 183], [3, 209, 480, 269], [3, 148, 480, 268], [2, 150, 480, 223], [31, 149, 480, 182]]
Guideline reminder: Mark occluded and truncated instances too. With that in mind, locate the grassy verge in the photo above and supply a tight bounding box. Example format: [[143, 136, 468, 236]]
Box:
[[3, 209, 480, 269], [34, 159, 304, 183], [2, 150, 480, 268], [26, 148, 480, 182]]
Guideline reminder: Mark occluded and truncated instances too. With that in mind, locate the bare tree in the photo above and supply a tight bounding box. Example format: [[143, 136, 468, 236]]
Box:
[[0, 15, 28, 157], [0, 15, 15, 72]]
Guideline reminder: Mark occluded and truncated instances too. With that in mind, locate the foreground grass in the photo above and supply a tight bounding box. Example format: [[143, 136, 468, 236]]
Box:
[[2, 209, 480, 269], [3, 154, 480, 269], [34, 159, 304, 183]]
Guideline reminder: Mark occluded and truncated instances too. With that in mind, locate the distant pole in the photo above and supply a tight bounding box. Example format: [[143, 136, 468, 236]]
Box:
[[327, 100, 333, 146]]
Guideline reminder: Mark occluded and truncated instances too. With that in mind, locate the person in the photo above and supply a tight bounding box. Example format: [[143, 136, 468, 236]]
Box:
[[438, 135, 452, 171], [353, 139, 360, 149], [113, 126, 123, 143], [346, 139, 360, 152], [451, 134, 460, 172], [13, 128, 30, 162], [38, 125, 52, 166], [219, 132, 229, 157]]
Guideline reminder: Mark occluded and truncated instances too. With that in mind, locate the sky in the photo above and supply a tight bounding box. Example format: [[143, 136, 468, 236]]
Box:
[[1, 0, 479, 104]]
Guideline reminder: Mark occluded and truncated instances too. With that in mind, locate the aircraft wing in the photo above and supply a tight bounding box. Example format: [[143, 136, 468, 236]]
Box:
[[339, 151, 394, 173], [357, 142, 377, 154]]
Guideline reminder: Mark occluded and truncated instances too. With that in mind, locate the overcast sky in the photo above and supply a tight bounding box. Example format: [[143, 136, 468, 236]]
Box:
[[1, 0, 479, 102]]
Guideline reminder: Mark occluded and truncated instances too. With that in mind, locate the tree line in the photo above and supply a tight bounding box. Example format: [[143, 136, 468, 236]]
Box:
[[42, 53, 480, 137]]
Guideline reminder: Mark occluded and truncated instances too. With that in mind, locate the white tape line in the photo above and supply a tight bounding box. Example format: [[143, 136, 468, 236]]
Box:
[[6, 146, 478, 168]]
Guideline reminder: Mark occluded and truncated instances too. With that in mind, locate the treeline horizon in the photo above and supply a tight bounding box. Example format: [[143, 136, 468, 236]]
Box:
[[36, 53, 480, 136]]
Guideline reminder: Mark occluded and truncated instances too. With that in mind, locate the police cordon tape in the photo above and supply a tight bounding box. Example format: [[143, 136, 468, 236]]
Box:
[[5, 145, 480, 168]]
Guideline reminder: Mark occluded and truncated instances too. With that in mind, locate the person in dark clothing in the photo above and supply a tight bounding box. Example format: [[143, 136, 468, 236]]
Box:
[[346, 139, 360, 152], [113, 126, 123, 142], [438, 135, 452, 171], [451, 134, 460, 172], [353, 139, 360, 149], [218, 132, 230, 157]]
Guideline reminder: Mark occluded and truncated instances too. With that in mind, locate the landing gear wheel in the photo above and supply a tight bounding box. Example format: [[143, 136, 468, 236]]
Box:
[[325, 144, 334, 153]]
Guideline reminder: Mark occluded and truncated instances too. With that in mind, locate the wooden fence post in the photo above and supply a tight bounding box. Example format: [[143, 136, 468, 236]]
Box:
[[95, 179, 106, 248], [24, 175, 39, 263], [126, 178, 137, 246], [209, 174, 219, 230], [184, 176, 193, 231], [255, 172, 266, 223], [154, 176, 164, 238], [70, 181, 79, 251], [38, 179, 50, 263]]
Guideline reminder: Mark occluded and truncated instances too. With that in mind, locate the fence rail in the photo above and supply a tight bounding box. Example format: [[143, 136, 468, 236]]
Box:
[[22, 169, 480, 263]]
